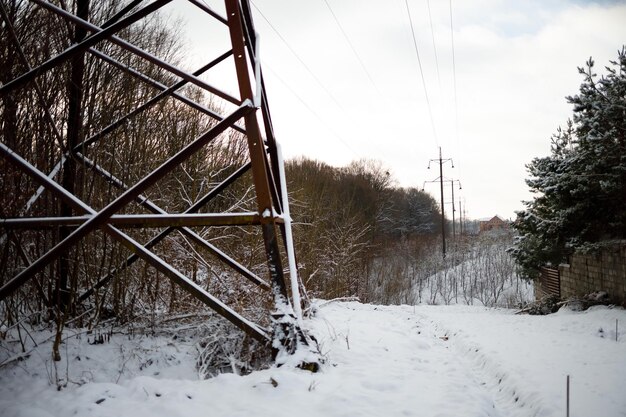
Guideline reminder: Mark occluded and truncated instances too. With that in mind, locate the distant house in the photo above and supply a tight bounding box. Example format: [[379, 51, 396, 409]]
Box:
[[479, 215, 509, 233]]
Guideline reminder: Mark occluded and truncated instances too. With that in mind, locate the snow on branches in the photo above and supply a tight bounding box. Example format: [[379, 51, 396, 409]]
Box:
[[511, 47, 626, 278]]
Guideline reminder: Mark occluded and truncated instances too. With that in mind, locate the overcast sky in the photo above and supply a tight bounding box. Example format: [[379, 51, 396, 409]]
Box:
[[167, 0, 626, 220]]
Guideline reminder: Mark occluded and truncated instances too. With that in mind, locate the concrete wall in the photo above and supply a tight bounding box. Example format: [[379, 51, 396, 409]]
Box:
[[559, 241, 626, 306]]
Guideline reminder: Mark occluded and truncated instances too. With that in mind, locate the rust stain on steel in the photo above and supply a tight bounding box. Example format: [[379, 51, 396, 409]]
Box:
[[1, 213, 265, 228]]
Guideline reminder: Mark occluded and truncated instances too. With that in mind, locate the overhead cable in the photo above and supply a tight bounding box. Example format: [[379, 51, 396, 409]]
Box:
[[448, 0, 462, 180], [426, 0, 442, 93], [321, 0, 381, 95], [403, 0, 438, 144], [449, 0, 459, 145], [264, 65, 359, 159], [250, 0, 345, 111]]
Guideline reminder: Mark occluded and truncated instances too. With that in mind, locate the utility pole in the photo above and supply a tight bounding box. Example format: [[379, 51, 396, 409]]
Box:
[[437, 179, 462, 240], [459, 198, 463, 236], [449, 179, 462, 239], [426, 147, 454, 258], [439, 148, 445, 254], [451, 182, 456, 238]]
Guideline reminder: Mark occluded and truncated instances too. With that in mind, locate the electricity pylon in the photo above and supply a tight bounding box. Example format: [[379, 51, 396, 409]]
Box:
[[0, 0, 312, 363]]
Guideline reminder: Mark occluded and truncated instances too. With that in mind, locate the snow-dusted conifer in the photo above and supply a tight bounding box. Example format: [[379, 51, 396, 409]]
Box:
[[511, 47, 626, 278]]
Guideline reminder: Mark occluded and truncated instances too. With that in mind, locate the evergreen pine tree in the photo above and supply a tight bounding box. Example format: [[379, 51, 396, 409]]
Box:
[[511, 47, 626, 279]]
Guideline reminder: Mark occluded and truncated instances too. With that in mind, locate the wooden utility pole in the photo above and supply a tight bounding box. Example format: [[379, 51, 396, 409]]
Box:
[[450, 179, 461, 239], [438, 148, 445, 256], [459, 198, 463, 236], [427, 147, 454, 258], [451, 180, 456, 238]]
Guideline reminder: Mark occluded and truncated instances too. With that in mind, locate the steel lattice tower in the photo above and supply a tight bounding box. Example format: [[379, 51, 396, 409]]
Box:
[[0, 0, 311, 361]]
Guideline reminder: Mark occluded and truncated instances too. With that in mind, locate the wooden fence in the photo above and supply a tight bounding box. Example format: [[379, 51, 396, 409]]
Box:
[[537, 266, 560, 298]]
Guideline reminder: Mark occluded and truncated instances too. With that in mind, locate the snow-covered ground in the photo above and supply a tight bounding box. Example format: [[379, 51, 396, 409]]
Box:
[[1, 301, 625, 417]]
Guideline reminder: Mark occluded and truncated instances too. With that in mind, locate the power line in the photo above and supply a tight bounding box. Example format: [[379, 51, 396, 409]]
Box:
[[449, 0, 459, 145], [403, 0, 438, 145], [251, 0, 392, 164], [321, 0, 381, 95], [264, 64, 359, 159], [448, 0, 462, 183], [426, 0, 442, 92], [250, 1, 345, 111]]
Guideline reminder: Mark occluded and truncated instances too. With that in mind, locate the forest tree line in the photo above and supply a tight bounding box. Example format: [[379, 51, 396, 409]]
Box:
[[285, 159, 528, 308], [286, 157, 442, 303]]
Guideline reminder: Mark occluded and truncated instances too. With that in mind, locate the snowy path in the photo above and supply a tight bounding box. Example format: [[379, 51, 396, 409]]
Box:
[[308, 302, 503, 417], [422, 305, 626, 417], [1, 301, 625, 417], [310, 302, 625, 417]]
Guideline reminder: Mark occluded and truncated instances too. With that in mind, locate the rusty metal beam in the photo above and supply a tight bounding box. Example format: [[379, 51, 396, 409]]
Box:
[[29, 0, 241, 105], [6, 232, 50, 307], [187, 0, 228, 25], [230, 1, 314, 360], [237, 3, 283, 214], [102, 0, 145, 28], [74, 152, 269, 288], [2, 213, 269, 228], [225, 0, 289, 304], [75, 160, 269, 303], [0, 0, 173, 97], [106, 226, 271, 343], [0, 102, 253, 300], [0, 141, 269, 342], [75, 48, 244, 152]]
